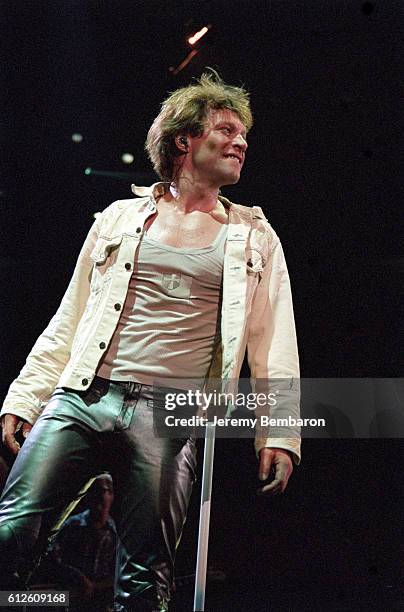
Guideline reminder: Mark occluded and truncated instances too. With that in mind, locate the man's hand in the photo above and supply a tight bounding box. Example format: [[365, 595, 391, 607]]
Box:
[[257, 448, 293, 496], [1, 414, 32, 456]]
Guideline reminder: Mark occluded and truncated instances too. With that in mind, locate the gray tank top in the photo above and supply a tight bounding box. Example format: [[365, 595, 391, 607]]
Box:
[[97, 224, 227, 388]]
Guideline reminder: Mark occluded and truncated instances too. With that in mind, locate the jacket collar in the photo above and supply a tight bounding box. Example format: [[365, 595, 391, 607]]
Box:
[[131, 182, 233, 211], [131, 182, 167, 201]]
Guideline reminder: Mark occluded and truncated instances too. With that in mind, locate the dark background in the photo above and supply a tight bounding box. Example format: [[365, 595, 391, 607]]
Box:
[[1, 1, 403, 610]]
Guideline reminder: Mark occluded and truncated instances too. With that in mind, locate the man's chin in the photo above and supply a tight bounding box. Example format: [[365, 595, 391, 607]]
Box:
[[219, 172, 241, 186]]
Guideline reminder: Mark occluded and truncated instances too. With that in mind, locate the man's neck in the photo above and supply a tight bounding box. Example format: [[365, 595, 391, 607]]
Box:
[[89, 510, 109, 529], [168, 176, 220, 213]]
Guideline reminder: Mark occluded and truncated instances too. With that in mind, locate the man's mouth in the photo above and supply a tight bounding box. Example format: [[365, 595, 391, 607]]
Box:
[[223, 153, 242, 165]]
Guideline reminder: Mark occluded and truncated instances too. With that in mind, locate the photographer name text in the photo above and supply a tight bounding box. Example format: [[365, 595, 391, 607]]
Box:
[[164, 415, 325, 428]]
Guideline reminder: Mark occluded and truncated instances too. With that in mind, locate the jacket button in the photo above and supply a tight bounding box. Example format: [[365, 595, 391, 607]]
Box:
[[114, 303, 121, 311], [136, 227, 142, 233], [99, 342, 106, 349], [82, 378, 89, 386], [125, 262, 132, 270]]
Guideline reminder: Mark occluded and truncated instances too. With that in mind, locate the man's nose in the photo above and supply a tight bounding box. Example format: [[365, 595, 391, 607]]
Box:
[[233, 134, 248, 151]]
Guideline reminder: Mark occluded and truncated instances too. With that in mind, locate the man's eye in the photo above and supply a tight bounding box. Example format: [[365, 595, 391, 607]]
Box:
[[220, 127, 231, 135]]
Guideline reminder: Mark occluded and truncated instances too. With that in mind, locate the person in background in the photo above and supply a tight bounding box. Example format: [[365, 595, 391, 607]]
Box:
[[42, 474, 117, 612]]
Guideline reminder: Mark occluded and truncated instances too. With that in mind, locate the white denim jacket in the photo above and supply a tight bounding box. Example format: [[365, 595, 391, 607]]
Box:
[[1, 183, 301, 463]]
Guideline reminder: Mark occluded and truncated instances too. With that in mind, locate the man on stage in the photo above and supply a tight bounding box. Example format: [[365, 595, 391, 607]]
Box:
[[0, 71, 300, 611]]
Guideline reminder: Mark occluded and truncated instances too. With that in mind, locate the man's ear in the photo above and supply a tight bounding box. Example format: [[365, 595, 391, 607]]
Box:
[[175, 134, 189, 152]]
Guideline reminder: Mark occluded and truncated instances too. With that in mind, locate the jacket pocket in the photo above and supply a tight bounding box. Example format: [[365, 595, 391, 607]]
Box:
[[244, 249, 263, 318], [89, 235, 123, 293], [90, 235, 123, 265], [246, 248, 264, 276]]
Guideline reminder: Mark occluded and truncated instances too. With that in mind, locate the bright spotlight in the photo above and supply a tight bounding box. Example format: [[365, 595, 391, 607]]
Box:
[[72, 133, 83, 143], [121, 153, 134, 164], [188, 25, 210, 45]]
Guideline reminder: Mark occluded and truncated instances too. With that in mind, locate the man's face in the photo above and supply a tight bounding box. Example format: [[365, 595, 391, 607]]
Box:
[[185, 109, 248, 187], [90, 476, 114, 517]]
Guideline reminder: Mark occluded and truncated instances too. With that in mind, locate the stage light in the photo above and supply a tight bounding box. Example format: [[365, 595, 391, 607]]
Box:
[[122, 153, 134, 164], [170, 49, 199, 75], [188, 25, 210, 45], [85, 167, 92, 175], [72, 133, 83, 143]]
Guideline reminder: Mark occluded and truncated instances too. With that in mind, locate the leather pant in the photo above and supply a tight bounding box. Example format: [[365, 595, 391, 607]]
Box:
[[0, 377, 197, 611]]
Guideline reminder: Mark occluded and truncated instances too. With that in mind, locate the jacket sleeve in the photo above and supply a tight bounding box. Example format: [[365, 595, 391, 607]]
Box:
[[246, 234, 301, 464], [0, 215, 102, 425]]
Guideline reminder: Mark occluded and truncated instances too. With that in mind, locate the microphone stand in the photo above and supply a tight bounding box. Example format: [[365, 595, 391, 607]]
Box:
[[193, 420, 216, 612]]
